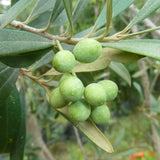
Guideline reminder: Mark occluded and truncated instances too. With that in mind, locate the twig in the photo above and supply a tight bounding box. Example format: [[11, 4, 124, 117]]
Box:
[[149, 65, 160, 93], [73, 126, 88, 160], [55, 40, 63, 51], [3, 16, 157, 45], [9, 19, 128, 43], [9, 20, 82, 44], [20, 69, 53, 95]]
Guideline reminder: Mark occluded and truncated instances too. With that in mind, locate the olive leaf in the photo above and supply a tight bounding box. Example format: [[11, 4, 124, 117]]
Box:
[[62, 0, 73, 33], [109, 62, 131, 86], [11, 0, 20, 6], [0, 29, 54, 56], [102, 39, 160, 60], [0, 86, 26, 160], [73, 0, 91, 23], [124, 0, 160, 31], [0, 48, 53, 68], [0, 63, 19, 103], [93, 0, 135, 31], [0, 0, 34, 29], [102, 47, 143, 63], [41, 47, 142, 77], [50, 0, 64, 24], [26, 0, 56, 22], [57, 107, 114, 153], [42, 51, 111, 76], [33, 50, 55, 69]]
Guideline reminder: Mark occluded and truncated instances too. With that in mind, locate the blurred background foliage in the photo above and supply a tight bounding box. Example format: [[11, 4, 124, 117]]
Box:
[[0, 0, 160, 160]]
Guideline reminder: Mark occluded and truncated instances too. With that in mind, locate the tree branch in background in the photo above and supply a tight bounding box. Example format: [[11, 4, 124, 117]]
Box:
[[129, 4, 160, 38], [73, 126, 88, 160], [27, 114, 56, 160], [131, 23, 160, 159], [149, 65, 160, 93]]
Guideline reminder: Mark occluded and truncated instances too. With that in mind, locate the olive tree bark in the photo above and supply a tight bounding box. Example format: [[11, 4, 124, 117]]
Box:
[[138, 60, 160, 158], [27, 114, 56, 160], [131, 23, 160, 158]]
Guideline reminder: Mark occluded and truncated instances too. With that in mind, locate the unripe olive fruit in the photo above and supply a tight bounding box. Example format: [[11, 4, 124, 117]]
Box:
[[59, 73, 72, 85], [52, 50, 76, 73], [91, 104, 110, 125], [73, 39, 102, 63], [68, 100, 91, 122], [49, 88, 68, 108], [98, 80, 118, 101], [59, 76, 84, 101], [84, 83, 106, 106]]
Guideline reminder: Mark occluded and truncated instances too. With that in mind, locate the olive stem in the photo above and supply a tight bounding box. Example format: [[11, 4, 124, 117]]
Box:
[[21, 69, 54, 89], [56, 40, 63, 51], [95, 0, 113, 40], [71, 71, 77, 77]]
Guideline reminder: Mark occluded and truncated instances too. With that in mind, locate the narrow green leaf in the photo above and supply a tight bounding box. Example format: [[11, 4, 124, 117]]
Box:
[[28, 0, 56, 21], [102, 39, 160, 60], [114, 130, 125, 150], [10, 86, 26, 160], [0, 29, 54, 56], [73, 0, 91, 23], [0, 64, 19, 103], [112, 148, 139, 158], [11, 0, 19, 6], [28, 11, 52, 29], [51, 10, 68, 27], [150, 95, 160, 113], [62, 0, 73, 32], [73, 27, 92, 38], [73, 52, 110, 73], [133, 82, 144, 101], [103, 47, 143, 63], [105, 0, 113, 36], [50, 0, 64, 24], [132, 66, 149, 78], [77, 72, 94, 86], [109, 62, 131, 86], [113, 0, 135, 17], [33, 50, 55, 69], [0, 48, 53, 68], [93, 0, 135, 30], [157, 96, 160, 107], [124, 0, 160, 31], [0, 62, 7, 71], [0, 87, 22, 155], [78, 120, 113, 153], [0, 0, 34, 29], [57, 107, 114, 153], [150, 94, 158, 109]]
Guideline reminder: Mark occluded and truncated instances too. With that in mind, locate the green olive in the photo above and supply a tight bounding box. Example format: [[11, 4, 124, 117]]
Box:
[[84, 83, 106, 106], [98, 80, 118, 101], [49, 88, 68, 108], [68, 100, 91, 122], [59, 76, 84, 101], [73, 39, 102, 63], [52, 50, 76, 73], [90, 104, 110, 125], [59, 73, 72, 85]]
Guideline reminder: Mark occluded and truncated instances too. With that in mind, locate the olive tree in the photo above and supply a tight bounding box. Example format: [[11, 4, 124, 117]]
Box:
[[0, 0, 160, 159]]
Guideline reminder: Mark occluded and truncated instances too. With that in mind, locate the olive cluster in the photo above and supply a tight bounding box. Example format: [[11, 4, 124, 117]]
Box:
[[49, 39, 118, 125]]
